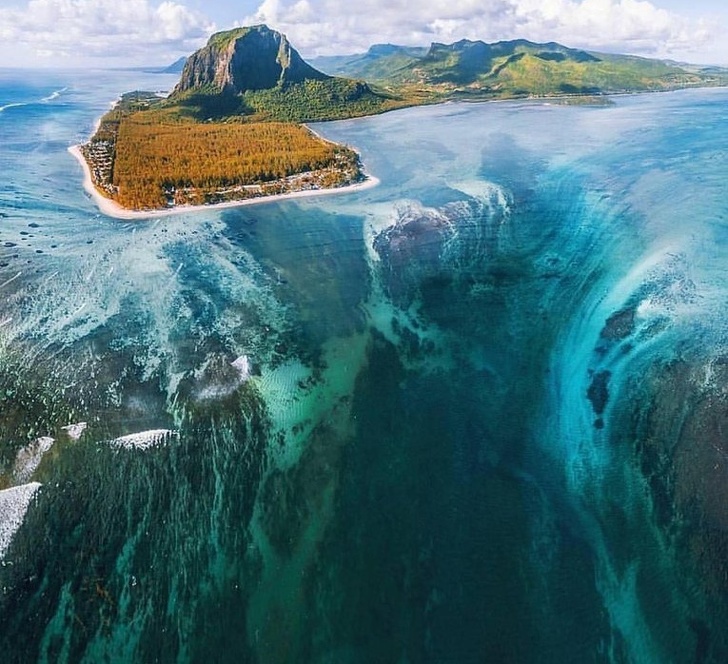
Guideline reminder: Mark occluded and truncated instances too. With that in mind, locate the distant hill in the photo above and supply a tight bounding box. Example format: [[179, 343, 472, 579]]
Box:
[[311, 38, 728, 99], [311, 44, 429, 81], [162, 57, 187, 74]]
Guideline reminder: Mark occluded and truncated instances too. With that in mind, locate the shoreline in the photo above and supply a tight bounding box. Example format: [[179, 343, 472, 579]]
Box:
[[68, 82, 728, 221], [68, 144, 380, 220]]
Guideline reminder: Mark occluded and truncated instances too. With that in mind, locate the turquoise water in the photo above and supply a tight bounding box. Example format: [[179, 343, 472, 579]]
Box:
[[2, 69, 728, 662]]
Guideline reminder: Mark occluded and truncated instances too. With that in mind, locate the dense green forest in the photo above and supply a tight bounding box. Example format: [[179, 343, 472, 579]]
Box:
[[241, 78, 405, 121], [164, 78, 407, 123], [82, 94, 362, 211]]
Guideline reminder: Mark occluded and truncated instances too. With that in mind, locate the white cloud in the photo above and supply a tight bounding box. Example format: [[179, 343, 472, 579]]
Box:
[[512, 0, 714, 54], [0, 0, 215, 65], [0, 0, 723, 67], [241, 0, 721, 62]]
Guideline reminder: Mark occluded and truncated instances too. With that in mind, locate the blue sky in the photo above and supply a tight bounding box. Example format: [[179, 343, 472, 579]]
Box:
[[1, 0, 727, 68]]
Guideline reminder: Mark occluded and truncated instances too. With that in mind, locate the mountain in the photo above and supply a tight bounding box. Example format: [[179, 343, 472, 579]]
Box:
[[161, 28, 728, 120], [313, 39, 598, 83], [311, 44, 429, 81], [173, 25, 329, 95], [166, 25, 397, 122], [418, 39, 599, 85], [162, 56, 187, 74], [312, 38, 728, 98]]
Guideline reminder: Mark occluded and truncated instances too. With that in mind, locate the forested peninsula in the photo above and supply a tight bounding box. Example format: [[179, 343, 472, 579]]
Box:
[[76, 24, 728, 214], [76, 26, 394, 213]]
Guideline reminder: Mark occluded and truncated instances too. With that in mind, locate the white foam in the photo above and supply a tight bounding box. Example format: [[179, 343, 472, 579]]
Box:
[[636, 297, 662, 319], [231, 355, 251, 381], [13, 437, 54, 482], [0, 102, 28, 113], [41, 87, 68, 102], [61, 422, 87, 440], [0, 272, 22, 289], [0, 483, 41, 558], [110, 429, 178, 450], [451, 179, 512, 215]]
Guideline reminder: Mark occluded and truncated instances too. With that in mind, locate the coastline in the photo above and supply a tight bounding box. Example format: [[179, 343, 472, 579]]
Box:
[[68, 84, 725, 221], [68, 144, 379, 220]]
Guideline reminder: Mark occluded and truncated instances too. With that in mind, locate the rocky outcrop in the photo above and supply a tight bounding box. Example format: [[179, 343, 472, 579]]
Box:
[[172, 25, 329, 96]]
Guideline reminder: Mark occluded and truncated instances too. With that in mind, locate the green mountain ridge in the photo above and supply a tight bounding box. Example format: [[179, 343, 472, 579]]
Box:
[[162, 27, 728, 122], [310, 44, 429, 83], [167, 25, 398, 122], [311, 38, 728, 99]]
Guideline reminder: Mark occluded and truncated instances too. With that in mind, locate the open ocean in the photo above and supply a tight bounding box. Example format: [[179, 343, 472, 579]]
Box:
[[2, 67, 728, 662]]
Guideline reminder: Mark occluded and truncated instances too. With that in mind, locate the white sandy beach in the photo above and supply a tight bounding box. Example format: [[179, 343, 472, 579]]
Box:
[[68, 142, 380, 221]]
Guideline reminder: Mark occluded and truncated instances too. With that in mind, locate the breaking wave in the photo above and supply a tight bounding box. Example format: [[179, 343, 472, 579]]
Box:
[[0, 483, 41, 558]]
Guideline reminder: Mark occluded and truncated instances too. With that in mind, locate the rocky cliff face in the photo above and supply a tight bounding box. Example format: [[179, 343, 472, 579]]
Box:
[[172, 25, 329, 96]]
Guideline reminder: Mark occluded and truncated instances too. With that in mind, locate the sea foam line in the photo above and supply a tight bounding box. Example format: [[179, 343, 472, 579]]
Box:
[[0, 483, 41, 558], [13, 437, 55, 482], [109, 429, 179, 450], [0, 102, 28, 113], [41, 87, 68, 102], [0, 87, 67, 114], [62, 422, 87, 440], [0, 272, 22, 289], [231, 355, 251, 381]]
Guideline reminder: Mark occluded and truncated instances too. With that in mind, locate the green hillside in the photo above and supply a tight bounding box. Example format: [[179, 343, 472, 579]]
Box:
[[163, 25, 403, 122], [165, 77, 404, 123], [313, 38, 728, 99], [311, 44, 429, 83]]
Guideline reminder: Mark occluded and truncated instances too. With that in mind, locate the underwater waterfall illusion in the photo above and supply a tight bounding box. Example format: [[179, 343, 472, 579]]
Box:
[[2, 70, 728, 662]]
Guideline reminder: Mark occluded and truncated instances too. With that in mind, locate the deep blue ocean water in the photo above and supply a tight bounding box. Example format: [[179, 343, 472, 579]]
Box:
[[2, 68, 728, 662]]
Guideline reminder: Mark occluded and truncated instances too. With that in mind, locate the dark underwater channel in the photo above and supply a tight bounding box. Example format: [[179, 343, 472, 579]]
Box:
[[2, 76, 728, 662]]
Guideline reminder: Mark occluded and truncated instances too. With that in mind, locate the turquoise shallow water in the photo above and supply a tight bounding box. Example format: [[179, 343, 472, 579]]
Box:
[[2, 69, 728, 662]]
